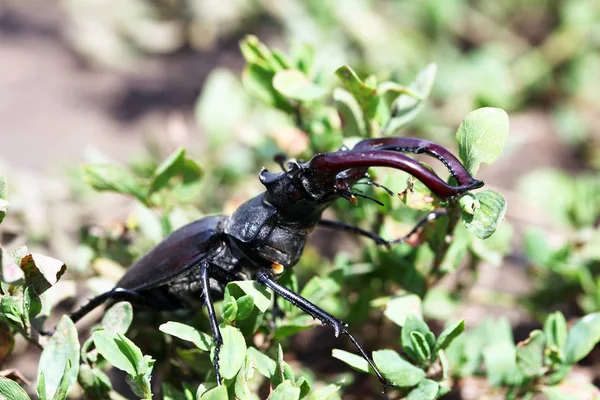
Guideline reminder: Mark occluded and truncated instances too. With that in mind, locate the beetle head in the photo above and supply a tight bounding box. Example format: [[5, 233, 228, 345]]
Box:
[[259, 160, 341, 225]]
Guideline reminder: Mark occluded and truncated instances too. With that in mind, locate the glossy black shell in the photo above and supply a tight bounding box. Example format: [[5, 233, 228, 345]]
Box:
[[117, 216, 226, 292]]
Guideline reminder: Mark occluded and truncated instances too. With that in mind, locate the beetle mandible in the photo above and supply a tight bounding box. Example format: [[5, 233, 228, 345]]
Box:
[[68, 136, 483, 390]]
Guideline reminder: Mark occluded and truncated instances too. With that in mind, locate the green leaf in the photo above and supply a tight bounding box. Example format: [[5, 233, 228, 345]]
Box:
[[333, 88, 366, 137], [1, 295, 22, 325], [462, 190, 507, 239], [77, 364, 112, 399], [235, 294, 255, 321], [268, 380, 301, 400], [149, 147, 186, 194], [37, 316, 79, 400], [242, 63, 293, 113], [304, 384, 341, 400], [483, 341, 520, 386], [52, 360, 72, 400], [401, 314, 435, 364], [222, 292, 238, 323], [290, 42, 314, 75], [516, 330, 546, 377], [456, 107, 509, 176], [523, 228, 551, 266], [564, 312, 600, 364], [294, 376, 310, 399], [373, 349, 425, 387], [272, 344, 286, 388], [159, 321, 213, 352], [24, 286, 41, 319], [331, 349, 370, 374], [217, 325, 247, 380], [274, 315, 317, 340], [81, 164, 147, 204], [226, 281, 272, 312], [459, 193, 480, 215], [127, 354, 155, 399], [199, 384, 228, 400], [93, 331, 142, 376], [247, 347, 276, 378], [386, 63, 437, 133], [335, 65, 379, 125], [101, 301, 133, 334], [434, 320, 465, 353], [195, 68, 249, 146], [37, 372, 46, 400], [0, 176, 8, 224], [234, 354, 256, 400], [544, 380, 600, 400], [544, 311, 568, 351], [406, 379, 439, 400], [239, 35, 279, 71], [410, 332, 431, 363], [470, 222, 513, 267], [0, 376, 30, 400], [273, 70, 326, 101], [383, 294, 423, 326]]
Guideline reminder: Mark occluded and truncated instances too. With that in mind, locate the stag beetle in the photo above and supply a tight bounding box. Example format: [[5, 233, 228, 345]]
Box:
[[68, 137, 483, 390]]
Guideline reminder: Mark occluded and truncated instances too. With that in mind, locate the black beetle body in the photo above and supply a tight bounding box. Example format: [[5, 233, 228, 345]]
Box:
[[68, 137, 483, 391]]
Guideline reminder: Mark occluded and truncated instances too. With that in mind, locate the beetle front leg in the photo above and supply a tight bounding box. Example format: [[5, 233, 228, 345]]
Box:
[[318, 210, 447, 247], [318, 219, 389, 246], [256, 269, 394, 392]]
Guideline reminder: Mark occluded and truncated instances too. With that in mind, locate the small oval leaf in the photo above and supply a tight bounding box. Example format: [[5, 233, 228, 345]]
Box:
[[93, 331, 140, 376], [564, 312, 600, 364], [456, 107, 509, 176], [217, 325, 247, 380], [383, 294, 423, 327], [268, 380, 301, 400], [273, 70, 326, 101], [0, 376, 30, 400], [406, 379, 439, 400], [81, 164, 147, 204], [101, 302, 133, 334], [37, 316, 80, 400], [332, 349, 370, 374], [462, 190, 507, 239], [434, 320, 465, 353], [199, 384, 228, 400], [373, 349, 425, 387], [159, 321, 213, 352]]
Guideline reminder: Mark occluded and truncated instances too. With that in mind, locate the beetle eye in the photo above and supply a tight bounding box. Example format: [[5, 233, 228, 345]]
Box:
[[288, 185, 302, 200]]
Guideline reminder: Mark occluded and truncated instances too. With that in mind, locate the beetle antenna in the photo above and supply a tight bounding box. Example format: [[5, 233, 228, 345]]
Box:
[[341, 189, 384, 206], [354, 180, 395, 196], [274, 153, 288, 172]]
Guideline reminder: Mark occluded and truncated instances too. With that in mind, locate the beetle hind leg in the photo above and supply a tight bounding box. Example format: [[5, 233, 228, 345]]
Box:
[[70, 287, 166, 324]]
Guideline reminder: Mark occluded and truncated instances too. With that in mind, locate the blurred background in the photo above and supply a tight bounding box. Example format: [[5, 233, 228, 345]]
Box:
[[1, 0, 599, 398]]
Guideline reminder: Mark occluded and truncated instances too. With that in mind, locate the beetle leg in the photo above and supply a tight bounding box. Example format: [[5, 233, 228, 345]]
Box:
[[386, 210, 447, 245], [318, 210, 447, 248], [317, 219, 389, 247], [70, 288, 164, 324], [200, 262, 224, 385], [269, 293, 285, 330], [256, 269, 394, 392], [200, 262, 242, 386]]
